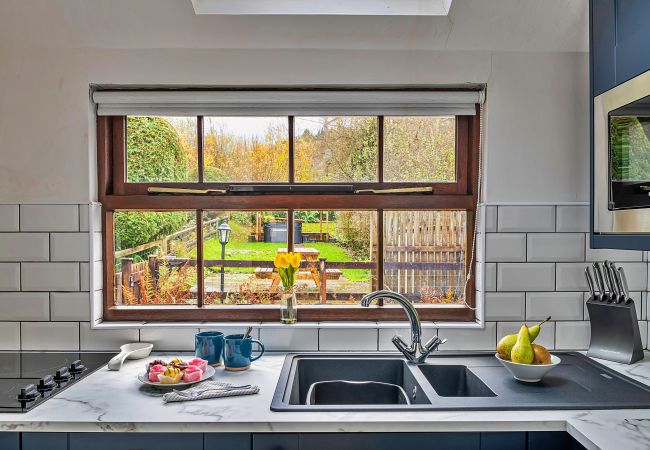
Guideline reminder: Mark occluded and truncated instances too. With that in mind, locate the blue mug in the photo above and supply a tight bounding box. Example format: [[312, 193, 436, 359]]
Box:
[[195, 331, 225, 366], [224, 334, 265, 372]]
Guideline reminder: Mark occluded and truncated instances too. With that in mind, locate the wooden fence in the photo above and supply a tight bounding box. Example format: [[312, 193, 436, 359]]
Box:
[[383, 210, 465, 298]]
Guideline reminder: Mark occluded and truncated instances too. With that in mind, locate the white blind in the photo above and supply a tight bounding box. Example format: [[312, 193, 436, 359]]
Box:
[[93, 90, 483, 116]]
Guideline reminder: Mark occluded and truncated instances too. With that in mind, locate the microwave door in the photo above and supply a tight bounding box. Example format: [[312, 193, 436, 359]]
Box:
[[608, 103, 650, 210]]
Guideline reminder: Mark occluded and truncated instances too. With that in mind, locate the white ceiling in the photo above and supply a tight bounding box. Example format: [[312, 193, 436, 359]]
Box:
[[0, 0, 587, 52]]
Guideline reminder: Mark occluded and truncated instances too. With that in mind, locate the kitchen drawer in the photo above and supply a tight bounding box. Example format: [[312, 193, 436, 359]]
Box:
[[298, 432, 480, 450], [0, 432, 19, 450], [69, 432, 203, 450], [252, 433, 299, 450], [204, 432, 251, 450], [480, 432, 526, 450], [22, 432, 68, 450], [528, 431, 586, 450]]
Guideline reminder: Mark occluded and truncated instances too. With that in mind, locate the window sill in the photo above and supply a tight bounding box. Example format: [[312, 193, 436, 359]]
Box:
[[91, 319, 483, 330]]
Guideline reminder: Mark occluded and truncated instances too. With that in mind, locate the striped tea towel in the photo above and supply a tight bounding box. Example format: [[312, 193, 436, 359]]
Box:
[[162, 380, 259, 403]]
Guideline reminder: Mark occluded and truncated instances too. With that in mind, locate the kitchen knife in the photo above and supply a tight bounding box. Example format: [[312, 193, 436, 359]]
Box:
[[617, 267, 632, 304], [610, 264, 626, 304], [584, 267, 597, 299], [592, 262, 607, 300], [607, 263, 621, 303], [595, 262, 611, 301], [602, 261, 617, 302]]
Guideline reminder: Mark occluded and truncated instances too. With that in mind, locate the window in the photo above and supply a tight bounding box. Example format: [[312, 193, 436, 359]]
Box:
[[97, 90, 480, 322]]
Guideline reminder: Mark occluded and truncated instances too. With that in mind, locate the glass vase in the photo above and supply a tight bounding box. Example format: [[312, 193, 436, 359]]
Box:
[[280, 290, 298, 324]]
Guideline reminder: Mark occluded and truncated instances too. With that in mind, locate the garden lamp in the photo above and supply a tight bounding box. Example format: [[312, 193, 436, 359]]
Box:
[[217, 221, 231, 298]]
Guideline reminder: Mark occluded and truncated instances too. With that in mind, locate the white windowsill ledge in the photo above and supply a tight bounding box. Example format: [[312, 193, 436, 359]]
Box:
[[92, 320, 483, 330]]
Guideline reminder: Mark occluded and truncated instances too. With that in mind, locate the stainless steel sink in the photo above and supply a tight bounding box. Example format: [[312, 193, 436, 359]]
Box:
[[271, 352, 650, 411]]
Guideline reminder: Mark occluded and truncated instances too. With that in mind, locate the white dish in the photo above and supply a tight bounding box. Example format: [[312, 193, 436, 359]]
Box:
[[108, 342, 154, 371], [495, 353, 561, 383], [138, 365, 216, 388]]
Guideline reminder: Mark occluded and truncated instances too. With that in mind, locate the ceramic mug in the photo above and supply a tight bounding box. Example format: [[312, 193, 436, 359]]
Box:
[[195, 331, 225, 366], [224, 334, 265, 371]]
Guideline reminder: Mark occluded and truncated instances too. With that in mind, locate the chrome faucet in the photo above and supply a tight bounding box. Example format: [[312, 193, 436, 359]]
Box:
[[360, 290, 446, 364]]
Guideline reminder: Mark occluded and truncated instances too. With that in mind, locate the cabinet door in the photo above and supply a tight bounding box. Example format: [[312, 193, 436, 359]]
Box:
[[0, 433, 19, 450], [480, 432, 526, 450], [205, 433, 251, 450], [528, 431, 586, 450], [252, 433, 299, 450], [69, 432, 203, 450], [615, 0, 650, 83], [22, 433, 68, 450], [298, 433, 480, 450], [591, 0, 617, 95]]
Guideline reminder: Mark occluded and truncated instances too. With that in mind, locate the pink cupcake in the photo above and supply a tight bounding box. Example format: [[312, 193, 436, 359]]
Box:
[[147, 364, 166, 382], [182, 365, 202, 383], [188, 357, 208, 373]]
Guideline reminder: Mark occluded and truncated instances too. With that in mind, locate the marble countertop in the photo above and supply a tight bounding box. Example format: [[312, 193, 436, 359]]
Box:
[[2, 352, 650, 450]]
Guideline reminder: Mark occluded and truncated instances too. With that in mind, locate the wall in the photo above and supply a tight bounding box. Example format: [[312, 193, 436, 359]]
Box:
[[0, 0, 614, 352]]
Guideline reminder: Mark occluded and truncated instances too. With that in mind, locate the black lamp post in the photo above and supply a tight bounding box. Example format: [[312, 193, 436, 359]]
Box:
[[217, 221, 231, 296]]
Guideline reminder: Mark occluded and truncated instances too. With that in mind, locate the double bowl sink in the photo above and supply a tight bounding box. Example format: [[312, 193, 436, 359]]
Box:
[[271, 352, 650, 411]]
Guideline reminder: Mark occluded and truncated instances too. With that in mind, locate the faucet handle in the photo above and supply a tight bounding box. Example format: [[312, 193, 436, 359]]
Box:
[[391, 335, 416, 360]]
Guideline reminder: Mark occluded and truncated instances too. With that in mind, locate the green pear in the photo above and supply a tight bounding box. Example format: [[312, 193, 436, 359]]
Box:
[[496, 316, 550, 360], [510, 325, 534, 364]]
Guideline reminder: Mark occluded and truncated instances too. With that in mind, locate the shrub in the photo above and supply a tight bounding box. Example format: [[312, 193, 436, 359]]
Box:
[[114, 211, 190, 252], [334, 211, 371, 259]]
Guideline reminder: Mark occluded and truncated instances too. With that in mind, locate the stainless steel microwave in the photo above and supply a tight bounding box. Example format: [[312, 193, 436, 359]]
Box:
[[594, 69, 650, 234]]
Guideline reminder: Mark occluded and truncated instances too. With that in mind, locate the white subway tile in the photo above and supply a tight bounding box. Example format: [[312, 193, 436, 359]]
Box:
[[526, 292, 584, 321], [0, 263, 20, 291], [80, 204, 102, 232], [556, 206, 589, 232], [484, 206, 497, 233], [485, 233, 526, 262], [319, 328, 378, 351], [50, 292, 90, 321], [50, 233, 89, 261], [0, 233, 49, 261], [0, 205, 19, 231], [555, 263, 588, 291], [497, 263, 555, 291], [21, 263, 80, 291], [0, 292, 49, 320], [21, 322, 79, 350], [260, 328, 318, 351], [527, 233, 585, 262], [497, 206, 555, 232], [585, 243, 643, 262], [485, 263, 497, 291], [80, 323, 139, 351], [484, 292, 525, 321], [497, 321, 556, 350], [555, 321, 590, 350], [639, 321, 648, 349], [439, 322, 496, 351], [378, 327, 439, 351], [0, 323, 20, 350], [139, 328, 198, 351], [616, 262, 647, 291], [80, 262, 103, 291], [92, 233, 102, 262], [20, 205, 79, 232]]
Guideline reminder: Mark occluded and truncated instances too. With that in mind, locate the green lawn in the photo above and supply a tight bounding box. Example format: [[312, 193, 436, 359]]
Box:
[[301, 222, 337, 234], [194, 235, 369, 282]]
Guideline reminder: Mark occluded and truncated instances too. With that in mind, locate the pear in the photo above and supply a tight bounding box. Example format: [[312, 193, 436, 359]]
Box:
[[532, 344, 552, 365], [496, 316, 550, 360], [510, 325, 534, 364]]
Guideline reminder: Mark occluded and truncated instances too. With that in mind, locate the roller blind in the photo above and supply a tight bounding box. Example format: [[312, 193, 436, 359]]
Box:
[[93, 90, 483, 116]]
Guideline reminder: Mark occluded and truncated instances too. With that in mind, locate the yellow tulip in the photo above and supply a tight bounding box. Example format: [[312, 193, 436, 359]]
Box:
[[289, 252, 301, 269], [274, 253, 290, 269]]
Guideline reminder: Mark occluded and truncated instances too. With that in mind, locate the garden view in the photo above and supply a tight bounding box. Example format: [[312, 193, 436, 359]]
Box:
[[114, 115, 466, 307]]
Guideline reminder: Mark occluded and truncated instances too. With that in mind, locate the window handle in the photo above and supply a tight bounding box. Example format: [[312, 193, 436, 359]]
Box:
[[147, 187, 226, 195]]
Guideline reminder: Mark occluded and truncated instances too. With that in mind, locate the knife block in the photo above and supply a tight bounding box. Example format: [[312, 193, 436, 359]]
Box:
[[586, 296, 644, 364]]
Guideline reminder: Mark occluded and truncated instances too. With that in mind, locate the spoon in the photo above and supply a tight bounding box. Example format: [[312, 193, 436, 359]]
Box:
[[107, 342, 154, 371], [243, 326, 253, 339]]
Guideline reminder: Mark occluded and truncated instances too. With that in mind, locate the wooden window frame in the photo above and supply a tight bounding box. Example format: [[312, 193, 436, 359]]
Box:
[[98, 103, 480, 323]]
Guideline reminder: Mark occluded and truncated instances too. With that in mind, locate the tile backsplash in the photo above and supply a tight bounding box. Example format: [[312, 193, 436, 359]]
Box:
[[0, 203, 647, 354]]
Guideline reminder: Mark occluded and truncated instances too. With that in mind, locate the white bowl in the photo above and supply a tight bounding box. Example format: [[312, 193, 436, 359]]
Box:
[[495, 353, 561, 382]]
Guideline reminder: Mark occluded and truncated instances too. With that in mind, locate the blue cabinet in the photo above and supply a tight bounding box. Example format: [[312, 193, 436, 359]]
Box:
[[22, 433, 68, 450], [0, 433, 19, 450], [204, 432, 251, 450], [69, 432, 204, 450], [615, 0, 650, 84], [298, 432, 481, 450], [252, 433, 299, 450], [591, 0, 617, 95]]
